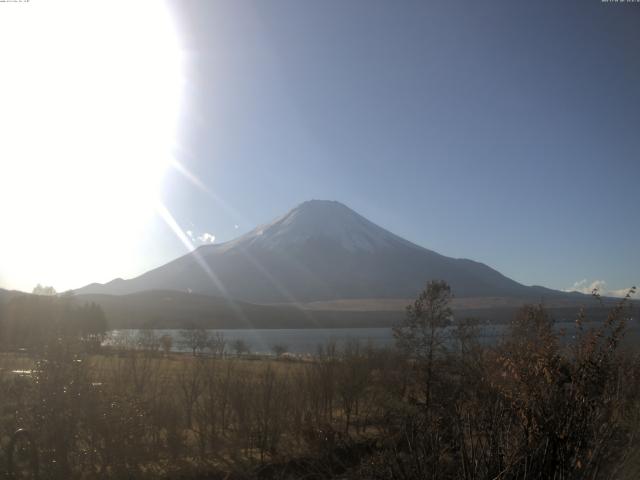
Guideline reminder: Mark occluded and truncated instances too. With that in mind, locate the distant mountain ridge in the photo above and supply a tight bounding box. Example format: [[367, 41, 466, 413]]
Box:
[[0, 288, 26, 303], [76, 200, 568, 302], [72, 290, 616, 330]]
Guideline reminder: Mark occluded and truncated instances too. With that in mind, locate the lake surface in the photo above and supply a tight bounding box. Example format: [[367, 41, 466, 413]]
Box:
[[108, 328, 399, 355], [106, 322, 633, 355]]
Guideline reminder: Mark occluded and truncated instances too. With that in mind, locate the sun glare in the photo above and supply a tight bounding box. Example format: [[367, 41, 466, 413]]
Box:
[[0, 0, 183, 291]]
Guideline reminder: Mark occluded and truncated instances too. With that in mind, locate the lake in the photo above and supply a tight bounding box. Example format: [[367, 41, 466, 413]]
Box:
[[108, 328, 398, 355], [105, 323, 612, 356]]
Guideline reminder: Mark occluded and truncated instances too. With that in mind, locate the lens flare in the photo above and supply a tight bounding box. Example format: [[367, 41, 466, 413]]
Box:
[[0, 0, 183, 291]]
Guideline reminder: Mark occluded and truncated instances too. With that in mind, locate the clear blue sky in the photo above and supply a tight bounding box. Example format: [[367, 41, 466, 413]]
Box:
[[146, 0, 639, 295], [2, 0, 637, 294]]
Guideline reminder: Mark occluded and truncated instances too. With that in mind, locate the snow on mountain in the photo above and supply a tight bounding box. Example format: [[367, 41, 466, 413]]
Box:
[[75, 200, 561, 303], [220, 200, 415, 254]]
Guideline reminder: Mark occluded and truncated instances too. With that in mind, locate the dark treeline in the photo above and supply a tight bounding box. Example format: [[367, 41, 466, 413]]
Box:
[[0, 282, 637, 479], [0, 293, 107, 351]]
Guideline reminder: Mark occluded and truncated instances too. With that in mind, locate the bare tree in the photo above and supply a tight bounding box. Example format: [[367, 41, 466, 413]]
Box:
[[159, 334, 173, 356], [180, 328, 210, 356], [207, 331, 226, 358], [137, 329, 160, 354], [232, 339, 250, 357], [177, 359, 204, 429], [393, 280, 452, 412]]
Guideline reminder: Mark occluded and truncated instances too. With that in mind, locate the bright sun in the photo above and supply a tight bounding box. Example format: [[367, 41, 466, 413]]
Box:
[[0, 0, 183, 291]]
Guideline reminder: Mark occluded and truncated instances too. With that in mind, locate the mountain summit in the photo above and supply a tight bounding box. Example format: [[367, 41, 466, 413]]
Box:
[[224, 200, 416, 253], [76, 200, 556, 302]]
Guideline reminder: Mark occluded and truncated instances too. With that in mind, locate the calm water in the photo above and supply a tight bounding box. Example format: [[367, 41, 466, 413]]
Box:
[[108, 328, 396, 355], [106, 320, 638, 356], [106, 325, 512, 355]]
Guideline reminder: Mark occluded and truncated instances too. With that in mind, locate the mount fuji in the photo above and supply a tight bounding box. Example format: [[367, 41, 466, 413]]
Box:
[[76, 200, 562, 303]]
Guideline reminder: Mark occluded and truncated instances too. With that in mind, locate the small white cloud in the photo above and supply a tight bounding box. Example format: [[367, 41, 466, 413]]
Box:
[[566, 279, 637, 298], [566, 279, 607, 294], [197, 232, 215, 244], [608, 287, 638, 299], [234, 224, 239, 229], [185, 229, 215, 244]]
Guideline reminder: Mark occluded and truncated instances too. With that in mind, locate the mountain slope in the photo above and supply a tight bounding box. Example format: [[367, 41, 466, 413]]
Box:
[[76, 200, 562, 302], [0, 288, 28, 304]]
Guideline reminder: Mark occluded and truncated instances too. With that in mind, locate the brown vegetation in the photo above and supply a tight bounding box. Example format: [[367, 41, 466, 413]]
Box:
[[0, 283, 637, 479]]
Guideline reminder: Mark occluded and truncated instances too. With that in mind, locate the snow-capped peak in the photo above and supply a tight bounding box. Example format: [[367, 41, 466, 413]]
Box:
[[225, 200, 415, 253]]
